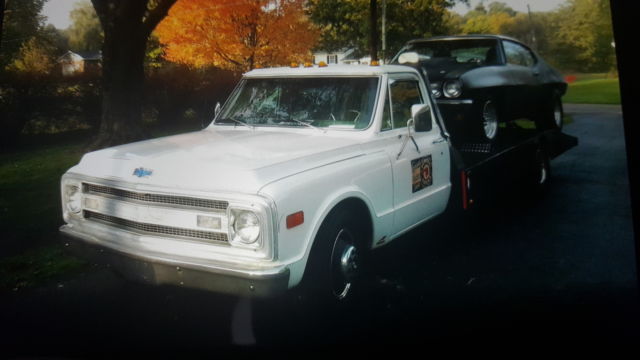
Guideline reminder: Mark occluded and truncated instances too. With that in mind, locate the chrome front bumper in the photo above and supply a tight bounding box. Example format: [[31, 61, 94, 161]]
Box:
[[60, 225, 290, 297]]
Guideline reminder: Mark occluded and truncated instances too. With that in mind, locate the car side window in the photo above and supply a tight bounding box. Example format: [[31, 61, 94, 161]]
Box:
[[381, 78, 423, 131], [504, 41, 536, 67]]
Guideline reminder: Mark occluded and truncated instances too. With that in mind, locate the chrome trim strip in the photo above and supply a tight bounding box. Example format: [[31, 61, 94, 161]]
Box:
[[437, 99, 474, 105]]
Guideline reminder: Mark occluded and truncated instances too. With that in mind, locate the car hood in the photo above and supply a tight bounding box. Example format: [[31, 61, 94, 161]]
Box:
[[71, 128, 364, 194]]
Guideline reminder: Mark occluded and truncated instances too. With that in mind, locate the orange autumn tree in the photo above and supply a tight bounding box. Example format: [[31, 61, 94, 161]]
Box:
[[155, 0, 318, 71]]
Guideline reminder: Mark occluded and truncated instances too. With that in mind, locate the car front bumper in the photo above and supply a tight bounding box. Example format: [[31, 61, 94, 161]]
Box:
[[60, 225, 290, 297]]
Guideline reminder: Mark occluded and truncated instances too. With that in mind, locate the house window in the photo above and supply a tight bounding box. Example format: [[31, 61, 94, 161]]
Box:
[[327, 54, 338, 64]]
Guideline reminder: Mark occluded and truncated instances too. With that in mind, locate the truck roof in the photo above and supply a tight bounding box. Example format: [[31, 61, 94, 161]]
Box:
[[244, 64, 419, 77]]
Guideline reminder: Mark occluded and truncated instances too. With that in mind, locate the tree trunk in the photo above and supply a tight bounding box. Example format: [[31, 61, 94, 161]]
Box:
[[369, 0, 378, 62], [0, 0, 5, 52], [88, 0, 176, 151], [90, 29, 148, 150]]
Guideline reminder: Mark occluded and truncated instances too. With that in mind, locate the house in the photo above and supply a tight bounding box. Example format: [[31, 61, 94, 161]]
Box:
[[58, 51, 102, 76], [312, 48, 376, 65]]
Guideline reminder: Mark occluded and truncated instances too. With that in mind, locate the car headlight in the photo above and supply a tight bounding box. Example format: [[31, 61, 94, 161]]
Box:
[[64, 183, 82, 215], [443, 80, 462, 98], [229, 209, 261, 247], [430, 82, 442, 98]]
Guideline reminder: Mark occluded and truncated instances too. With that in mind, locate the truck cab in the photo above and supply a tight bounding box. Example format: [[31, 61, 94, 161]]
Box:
[[60, 63, 454, 300]]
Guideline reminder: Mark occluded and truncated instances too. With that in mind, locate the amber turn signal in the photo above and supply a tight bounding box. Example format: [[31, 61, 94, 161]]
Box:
[[286, 211, 304, 229]]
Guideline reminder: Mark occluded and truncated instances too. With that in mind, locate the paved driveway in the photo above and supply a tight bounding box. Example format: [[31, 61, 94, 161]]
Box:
[[2, 104, 637, 354]]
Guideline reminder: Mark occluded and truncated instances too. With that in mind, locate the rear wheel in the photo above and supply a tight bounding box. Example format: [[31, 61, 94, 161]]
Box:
[[536, 95, 563, 131], [532, 145, 551, 194], [552, 97, 564, 130]]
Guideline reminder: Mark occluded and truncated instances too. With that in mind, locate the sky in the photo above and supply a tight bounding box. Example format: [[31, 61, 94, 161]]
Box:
[[41, 0, 568, 30]]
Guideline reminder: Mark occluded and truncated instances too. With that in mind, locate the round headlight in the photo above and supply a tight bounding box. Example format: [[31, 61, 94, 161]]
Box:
[[231, 210, 260, 245], [443, 80, 462, 98], [65, 184, 82, 214], [430, 82, 442, 98]]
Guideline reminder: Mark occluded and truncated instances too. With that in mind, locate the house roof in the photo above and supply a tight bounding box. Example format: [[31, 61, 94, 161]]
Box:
[[57, 50, 102, 62]]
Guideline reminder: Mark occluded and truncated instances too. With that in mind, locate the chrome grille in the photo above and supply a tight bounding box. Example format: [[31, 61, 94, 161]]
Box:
[[84, 211, 229, 243], [83, 183, 228, 210]]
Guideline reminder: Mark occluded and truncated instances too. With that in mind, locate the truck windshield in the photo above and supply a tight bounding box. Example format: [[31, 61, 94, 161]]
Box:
[[216, 77, 379, 130]]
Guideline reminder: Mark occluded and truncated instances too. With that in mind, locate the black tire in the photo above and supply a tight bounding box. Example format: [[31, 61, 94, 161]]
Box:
[[300, 206, 368, 307], [531, 145, 551, 194], [536, 94, 564, 131], [551, 96, 564, 130]]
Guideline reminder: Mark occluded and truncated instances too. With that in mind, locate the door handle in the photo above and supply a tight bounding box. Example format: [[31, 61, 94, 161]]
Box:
[[432, 138, 446, 144]]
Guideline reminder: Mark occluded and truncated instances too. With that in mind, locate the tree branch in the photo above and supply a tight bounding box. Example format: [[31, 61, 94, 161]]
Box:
[[142, 0, 177, 37]]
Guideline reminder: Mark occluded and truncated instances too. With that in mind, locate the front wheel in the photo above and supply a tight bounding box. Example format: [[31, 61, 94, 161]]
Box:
[[301, 207, 367, 305], [479, 99, 499, 142]]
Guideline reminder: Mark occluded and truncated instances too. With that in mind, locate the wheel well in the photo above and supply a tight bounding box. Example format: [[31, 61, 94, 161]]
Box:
[[327, 198, 373, 251]]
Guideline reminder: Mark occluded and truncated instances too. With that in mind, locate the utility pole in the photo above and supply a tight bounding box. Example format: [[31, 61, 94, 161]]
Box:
[[527, 4, 537, 51], [381, 0, 386, 63], [369, 0, 378, 62], [0, 0, 6, 52]]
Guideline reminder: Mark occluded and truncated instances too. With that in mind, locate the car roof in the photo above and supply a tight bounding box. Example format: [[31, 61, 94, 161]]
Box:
[[406, 34, 523, 45], [244, 64, 419, 77]]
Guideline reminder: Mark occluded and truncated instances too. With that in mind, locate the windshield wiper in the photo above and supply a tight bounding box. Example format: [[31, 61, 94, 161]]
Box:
[[284, 118, 326, 133], [220, 116, 254, 130]]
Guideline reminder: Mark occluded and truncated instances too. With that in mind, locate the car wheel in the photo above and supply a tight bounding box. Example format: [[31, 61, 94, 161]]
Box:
[[532, 145, 551, 194], [552, 96, 564, 130], [302, 206, 367, 305], [537, 95, 563, 131], [481, 99, 499, 142]]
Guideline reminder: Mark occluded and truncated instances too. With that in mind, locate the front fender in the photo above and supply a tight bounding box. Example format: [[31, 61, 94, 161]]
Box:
[[258, 151, 393, 288]]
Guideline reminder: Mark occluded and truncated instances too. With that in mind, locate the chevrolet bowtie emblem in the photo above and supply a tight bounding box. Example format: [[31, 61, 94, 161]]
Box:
[[133, 167, 153, 178]]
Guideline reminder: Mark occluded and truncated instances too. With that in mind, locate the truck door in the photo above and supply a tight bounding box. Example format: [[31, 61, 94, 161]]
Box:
[[380, 73, 451, 236]]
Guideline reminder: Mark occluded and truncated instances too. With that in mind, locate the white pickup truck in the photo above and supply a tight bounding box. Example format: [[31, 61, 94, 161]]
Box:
[[60, 63, 576, 301]]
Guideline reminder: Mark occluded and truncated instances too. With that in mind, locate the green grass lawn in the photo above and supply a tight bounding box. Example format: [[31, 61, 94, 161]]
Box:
[[0, 136, 88, 292], [563, 78, 621, 105], [0, 125, 202, 292]]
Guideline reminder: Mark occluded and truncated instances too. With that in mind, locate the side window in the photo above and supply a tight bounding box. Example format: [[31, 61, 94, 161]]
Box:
[[381, 78, 423, 131], [504, 41, 536, 67]]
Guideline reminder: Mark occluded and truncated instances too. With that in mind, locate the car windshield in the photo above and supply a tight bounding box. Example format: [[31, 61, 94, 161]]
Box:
[[216, 77, 379, 130], [399, 38, 500, 65]]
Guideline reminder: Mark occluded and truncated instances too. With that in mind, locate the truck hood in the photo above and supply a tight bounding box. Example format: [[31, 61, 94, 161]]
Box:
[[72, 128, 364, 194]]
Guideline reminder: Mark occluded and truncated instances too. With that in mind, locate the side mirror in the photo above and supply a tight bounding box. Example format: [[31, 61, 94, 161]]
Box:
[[411, 104, 432, 132]]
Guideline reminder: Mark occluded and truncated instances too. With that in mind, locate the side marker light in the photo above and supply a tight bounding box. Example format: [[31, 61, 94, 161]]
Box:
[[286, 211, 304, 229]]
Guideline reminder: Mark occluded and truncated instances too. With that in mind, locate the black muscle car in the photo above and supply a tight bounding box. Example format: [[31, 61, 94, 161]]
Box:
[[391, 35, 567, 143]]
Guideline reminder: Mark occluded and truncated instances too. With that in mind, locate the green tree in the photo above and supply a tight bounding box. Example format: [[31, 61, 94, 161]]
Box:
[[551, 0, 614, 72], [6, 36, 56, 75], [461, 10, 514, 34], [308, 0, 467, 61], [68, 0, 102, 53], [0, 0, 46, 67], [487, 2, 516, 16]]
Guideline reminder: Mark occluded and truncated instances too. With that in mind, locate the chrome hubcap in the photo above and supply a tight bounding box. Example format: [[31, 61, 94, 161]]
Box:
[[554, 102, 562, 128], [331, 229, 358, 300], [539, 161, 547, 184], [483, 101, 498, 140]]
